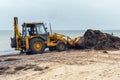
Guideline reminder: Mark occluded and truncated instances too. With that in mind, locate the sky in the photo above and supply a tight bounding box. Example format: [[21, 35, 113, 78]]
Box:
[[0, 0, 120, 30]]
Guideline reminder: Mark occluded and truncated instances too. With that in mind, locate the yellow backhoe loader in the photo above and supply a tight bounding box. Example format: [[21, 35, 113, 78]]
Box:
[[11, 17, 80, 54]]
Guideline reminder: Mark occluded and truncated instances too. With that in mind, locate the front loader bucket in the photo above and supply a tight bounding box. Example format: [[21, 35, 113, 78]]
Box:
[[73, 37, 81, 45]]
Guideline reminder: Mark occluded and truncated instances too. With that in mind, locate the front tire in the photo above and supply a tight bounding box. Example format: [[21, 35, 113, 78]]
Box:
[[56, 41, 67, 52], [29, 38, 45, 54]]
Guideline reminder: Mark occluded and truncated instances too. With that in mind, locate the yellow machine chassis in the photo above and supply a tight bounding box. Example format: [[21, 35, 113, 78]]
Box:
[[12, 17, 80, 53]]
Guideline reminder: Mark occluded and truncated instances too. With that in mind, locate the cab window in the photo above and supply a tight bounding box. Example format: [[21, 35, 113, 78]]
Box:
[[36, 24, 46, 34]]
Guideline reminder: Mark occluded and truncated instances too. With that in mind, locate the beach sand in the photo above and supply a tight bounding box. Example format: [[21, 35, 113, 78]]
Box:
[[0, 49, 120, 80]]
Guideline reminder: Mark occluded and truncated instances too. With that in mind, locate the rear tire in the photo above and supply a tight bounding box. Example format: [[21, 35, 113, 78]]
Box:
[[29, 38, 45, 54], [56, 41, 67, 52]]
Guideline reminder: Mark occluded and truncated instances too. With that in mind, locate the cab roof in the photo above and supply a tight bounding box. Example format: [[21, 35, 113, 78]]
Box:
[[22, 22, 44, 27], [23, 22, 44, 24]]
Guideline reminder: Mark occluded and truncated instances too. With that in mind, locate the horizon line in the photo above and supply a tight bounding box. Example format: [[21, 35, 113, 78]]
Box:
[[0, 29, 120, 31]]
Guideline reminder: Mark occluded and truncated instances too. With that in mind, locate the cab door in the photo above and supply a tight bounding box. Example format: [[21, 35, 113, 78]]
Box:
[[35, 24, 48, 40]]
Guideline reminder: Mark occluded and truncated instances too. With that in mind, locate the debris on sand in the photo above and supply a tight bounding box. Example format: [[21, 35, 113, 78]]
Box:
[[103, 50, 108, 54], [34, 66, 49, 71], [0, 66, 9, 75], [34, 66, 44, 71], [75, 29, 120, 50], [0, 64, 36, 75], [0, 60, 2, 62], [15, 64, 35, 71], [4, 58, 20, 61]]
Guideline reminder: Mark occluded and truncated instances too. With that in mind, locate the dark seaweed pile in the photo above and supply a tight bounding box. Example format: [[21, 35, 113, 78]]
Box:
[[75, 29, 120, 50]]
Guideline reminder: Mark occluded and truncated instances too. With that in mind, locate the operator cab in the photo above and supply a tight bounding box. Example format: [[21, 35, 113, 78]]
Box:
[[22, 22, 48, 40]]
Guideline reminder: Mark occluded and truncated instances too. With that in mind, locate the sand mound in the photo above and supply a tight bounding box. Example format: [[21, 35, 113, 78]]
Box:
[[75, 29, 120, 50]]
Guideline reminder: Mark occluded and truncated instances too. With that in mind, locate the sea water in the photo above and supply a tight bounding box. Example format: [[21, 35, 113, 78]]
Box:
[[0, 30, 120, 55]]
